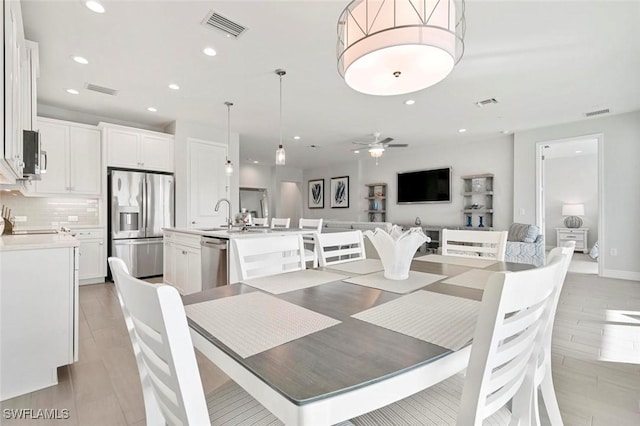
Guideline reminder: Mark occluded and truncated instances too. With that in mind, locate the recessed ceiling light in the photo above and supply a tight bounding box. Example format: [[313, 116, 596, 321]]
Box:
[[354, 150, 360, 154], [293, 136, 301, 140], [404, 99, 415, 105], [575, 150, 583, 154], [147, 107, 157, 112], [203, 47, 217, 57], [72, 56, 89, 65], [66, 89, 79, 95], [458, 128, 467, 133], [85, 1, 105, 14], [168, 83, 180, 90], [253, 160, 259, 164]]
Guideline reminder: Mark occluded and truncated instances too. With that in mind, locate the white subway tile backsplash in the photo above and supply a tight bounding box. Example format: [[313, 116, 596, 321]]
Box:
[[0, 192, 100, 229]]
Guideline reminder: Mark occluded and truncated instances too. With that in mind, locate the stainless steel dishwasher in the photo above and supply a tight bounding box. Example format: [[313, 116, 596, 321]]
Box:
[[200, 237, 229, 289]]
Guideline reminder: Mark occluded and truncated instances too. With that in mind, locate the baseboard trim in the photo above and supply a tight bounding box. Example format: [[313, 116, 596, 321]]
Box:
[[79, 277, 106, 285], [602, 269, 640, 282]]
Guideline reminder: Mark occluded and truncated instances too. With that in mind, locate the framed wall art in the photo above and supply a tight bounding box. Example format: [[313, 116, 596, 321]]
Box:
[[308, 179, 324, 209], [330, 176, 349, 208]]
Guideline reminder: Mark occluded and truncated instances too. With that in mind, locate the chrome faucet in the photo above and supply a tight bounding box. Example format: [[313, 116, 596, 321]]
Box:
[[214, 198, 233, 228]]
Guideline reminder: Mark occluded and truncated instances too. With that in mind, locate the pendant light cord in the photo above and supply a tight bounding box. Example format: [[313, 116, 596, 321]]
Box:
[[227, 103, 231, 161], [279, 72, 283, 147]]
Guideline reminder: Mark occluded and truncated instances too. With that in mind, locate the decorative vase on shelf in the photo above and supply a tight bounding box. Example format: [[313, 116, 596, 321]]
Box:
[[473, 179, 484, 193], [364, 226, 429, 280], [372, 200, 379, 211], [478, 216, 485, 228], [466, 215, 473, 227]]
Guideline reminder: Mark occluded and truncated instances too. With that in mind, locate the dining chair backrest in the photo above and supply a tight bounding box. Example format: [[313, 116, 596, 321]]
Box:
[[457, 254, 566, 425], [314, 230, 366, 267], [233, 234, 306, 280], [442, 229, 508, 261], [299, 218, 323, 267], [533, 241, 575, 426], [108, 257, 210, 426], [270, 217, 291, 229], [252, 217, 268, 226]]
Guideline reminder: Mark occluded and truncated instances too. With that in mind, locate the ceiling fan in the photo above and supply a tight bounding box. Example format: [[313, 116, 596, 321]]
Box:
[[352, 132, 408, 163]]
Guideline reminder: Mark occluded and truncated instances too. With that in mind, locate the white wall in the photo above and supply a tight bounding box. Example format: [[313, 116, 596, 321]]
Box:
[[239, 163, 305, 220], [303, 136, 514, 229], [168, 119, 239, 228], [279, 182, 303, 225], [545, 154, 598, 248], [513, 110, 640, 280]]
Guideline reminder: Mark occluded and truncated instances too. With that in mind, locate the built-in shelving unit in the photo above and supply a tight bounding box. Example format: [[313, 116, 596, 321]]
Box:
[[365, 183, 387, 222], [461, 174, 494, 229]]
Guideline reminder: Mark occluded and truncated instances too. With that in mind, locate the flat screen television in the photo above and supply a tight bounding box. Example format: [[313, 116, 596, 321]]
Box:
[[397, 167, 451, 204]]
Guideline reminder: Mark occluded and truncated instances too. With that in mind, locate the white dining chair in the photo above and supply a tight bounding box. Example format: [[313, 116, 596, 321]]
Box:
[[441, 229, 508, 261], [253, 217, 268, 226], [233, 234, 306, 280], [314, 230, 366, 267], [350, 254, 567, 426], [533, 241, 575, 426], [299, 218, 323, 268], [107, 257, 282, 426], [270, 217, 291, 229]]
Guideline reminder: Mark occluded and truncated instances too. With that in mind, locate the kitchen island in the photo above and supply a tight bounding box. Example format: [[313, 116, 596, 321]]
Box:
[[163, 227, 314, 295], [0, 234, 79, 401]]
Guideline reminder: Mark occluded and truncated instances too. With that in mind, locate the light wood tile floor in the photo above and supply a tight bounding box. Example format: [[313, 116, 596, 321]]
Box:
[[1, 272, 639, 425]]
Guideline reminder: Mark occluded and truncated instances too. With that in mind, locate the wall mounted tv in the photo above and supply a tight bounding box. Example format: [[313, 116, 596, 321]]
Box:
[[397, 167, 452, 204]]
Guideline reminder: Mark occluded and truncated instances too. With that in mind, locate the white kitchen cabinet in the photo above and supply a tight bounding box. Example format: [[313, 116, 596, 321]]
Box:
[[32, 118, 101, 195], [75, 228, 106, 284], [187, 139, 229, 228], [1, 0, 25, 182], [163, 231, 201, 294], [103, 123, 174, 172], [21, 40, 38, 132], [0, 238, 78, 400]]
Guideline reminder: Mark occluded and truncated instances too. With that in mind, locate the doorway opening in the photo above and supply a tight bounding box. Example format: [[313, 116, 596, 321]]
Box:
[[278, 181, 303, 226], [536, 134, 603, 275]]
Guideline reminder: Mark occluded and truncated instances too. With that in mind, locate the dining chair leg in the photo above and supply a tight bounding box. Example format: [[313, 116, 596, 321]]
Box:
[[540, 369, 564, 426]]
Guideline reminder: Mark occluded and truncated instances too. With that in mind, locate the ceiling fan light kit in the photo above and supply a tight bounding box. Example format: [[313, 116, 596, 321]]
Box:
[[337, 0, 466, 96]]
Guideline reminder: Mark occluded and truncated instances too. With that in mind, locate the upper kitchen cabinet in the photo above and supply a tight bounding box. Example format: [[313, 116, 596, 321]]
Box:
[[30, 118, 101, 196], [1, 0, 38, 183], [102, 123, 174, 172]]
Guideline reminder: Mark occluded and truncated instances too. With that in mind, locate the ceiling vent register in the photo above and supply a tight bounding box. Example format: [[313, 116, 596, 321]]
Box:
[[585, 108, 610, 117], [202, 11, 247, 38], [85, 83, 118, 96], [475, 98, 499, 108]]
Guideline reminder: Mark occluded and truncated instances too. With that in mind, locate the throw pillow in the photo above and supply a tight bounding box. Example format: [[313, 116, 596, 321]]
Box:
[[523, 225, 540, 243], [507, 223, 530, 242]]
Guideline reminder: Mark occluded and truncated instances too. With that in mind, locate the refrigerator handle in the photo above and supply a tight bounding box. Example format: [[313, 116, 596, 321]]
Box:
[[142, 176, 148, 236]]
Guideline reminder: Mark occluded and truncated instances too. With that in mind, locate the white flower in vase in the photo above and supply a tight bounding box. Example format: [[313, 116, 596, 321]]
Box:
[[363, 225, 430, 280]]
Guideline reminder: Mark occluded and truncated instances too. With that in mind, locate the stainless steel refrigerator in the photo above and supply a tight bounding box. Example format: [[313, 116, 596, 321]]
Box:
[[108, 169, 174, 278]]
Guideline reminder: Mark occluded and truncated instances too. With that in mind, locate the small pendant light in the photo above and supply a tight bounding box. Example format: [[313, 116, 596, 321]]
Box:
[[275, 69, 286, 166], [224, 101, 234, 176]]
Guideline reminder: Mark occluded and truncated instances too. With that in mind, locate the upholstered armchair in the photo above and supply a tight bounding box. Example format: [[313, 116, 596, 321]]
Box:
[[504, 224, 545, 267]]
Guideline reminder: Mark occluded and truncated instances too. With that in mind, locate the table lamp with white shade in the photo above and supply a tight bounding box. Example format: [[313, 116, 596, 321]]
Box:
[[562, 203, 584, 228]]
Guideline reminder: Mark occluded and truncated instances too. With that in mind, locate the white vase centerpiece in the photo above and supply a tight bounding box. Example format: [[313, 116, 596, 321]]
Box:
[[364, 225, 430, 280]]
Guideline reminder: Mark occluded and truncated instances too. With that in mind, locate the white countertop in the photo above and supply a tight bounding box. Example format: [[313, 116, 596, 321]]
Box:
[[164, 227, 315, 239], [0, 234, 80, 251]]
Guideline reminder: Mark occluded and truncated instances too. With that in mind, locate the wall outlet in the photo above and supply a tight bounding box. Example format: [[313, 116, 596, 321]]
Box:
[[68, 216, 79, 222], [13, 215, 27, 222], [519, 208, 526, 216], [610, 248, 618, 256]]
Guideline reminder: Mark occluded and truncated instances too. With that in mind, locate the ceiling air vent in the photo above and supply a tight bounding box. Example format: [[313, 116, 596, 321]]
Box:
[[585, 108, 610, 117], [85, 83, 118, 96], [475, 98, 499, 108], [201, 11, 248, 38]]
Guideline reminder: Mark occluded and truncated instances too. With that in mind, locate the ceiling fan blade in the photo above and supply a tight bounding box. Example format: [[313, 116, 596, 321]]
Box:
[[385, 143, 408, 148], [378, 137, 394, 144], [352, 141, 372, 146]]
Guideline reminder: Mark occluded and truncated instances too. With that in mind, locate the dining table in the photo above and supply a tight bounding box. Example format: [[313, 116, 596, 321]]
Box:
[[183, 255, 532, 426]]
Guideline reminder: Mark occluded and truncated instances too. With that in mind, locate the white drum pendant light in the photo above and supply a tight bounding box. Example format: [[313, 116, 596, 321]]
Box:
[[224, 101, 234, 176], [275, 69, 287, 166], [337, 0, 466, 96]]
